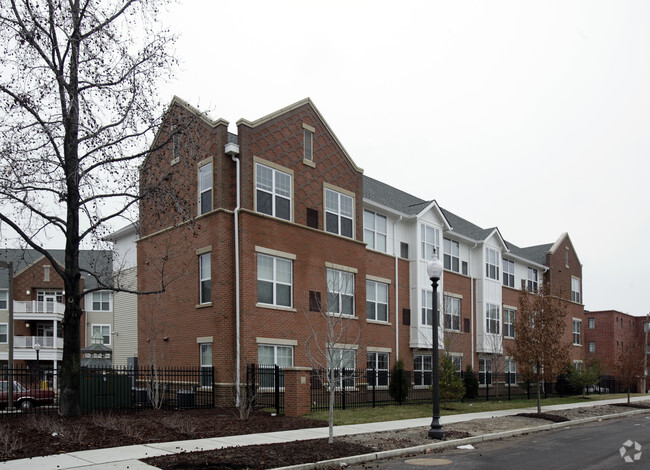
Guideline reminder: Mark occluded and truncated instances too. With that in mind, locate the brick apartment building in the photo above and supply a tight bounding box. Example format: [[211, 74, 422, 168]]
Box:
[[137, 97, 586, 399]]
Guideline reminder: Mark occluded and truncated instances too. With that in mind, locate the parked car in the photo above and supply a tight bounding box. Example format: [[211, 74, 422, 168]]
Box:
[[0, 380, 56, 410]]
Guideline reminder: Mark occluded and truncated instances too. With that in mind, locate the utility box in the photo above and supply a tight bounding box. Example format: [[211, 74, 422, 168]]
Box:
[[80, 372, 132, 411]]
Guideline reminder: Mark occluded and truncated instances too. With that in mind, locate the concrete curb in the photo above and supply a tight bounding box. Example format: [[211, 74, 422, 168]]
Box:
[[272, 408, 650, 470]]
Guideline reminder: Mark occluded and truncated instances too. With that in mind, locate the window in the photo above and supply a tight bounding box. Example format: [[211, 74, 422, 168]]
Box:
[[325, 188, 353, 238], [43, 265, 50, 282], [450, 355, 462, 376], [327, 269, 354, 316], [400, 242, 409, 259], [421, 290, 433, 326], [421, 224, 440, 260], [199, 253, 211, 304], [259, 344, 293, 388], [367, 352, 389, 387], [366, 280, 388, 322], [198, 162, 213, 215], [0, 323, 7, 343], [364, 210, 387, 252], [527, 268, 538, 292], [502, 259, 514, 288], [304, 127, 314, 161], [485, 248, 499, 280], [504, 308, 515, 338], [573, 360, 583, 371], [200, 343, 213, 387], [256, 163, 291, 221], [486, 303, 500, 334], [414, 354, 432, 386], [505, 359, 516, 385], [479, 358, 492, 385], [91, 324, 111, 345], [588, 341, 595, 353], [257, 254, 292, 308], [588, 317, 595, 329], [37, 291, 63, 312], [0, 291, 6, 310], [444, 296, 460, 331], [573, 319, 581, 345], [571, 277, 581, 303], [91, 292, 111, 311], [443, 238, 460, 272], [327, 348, 356, 388]]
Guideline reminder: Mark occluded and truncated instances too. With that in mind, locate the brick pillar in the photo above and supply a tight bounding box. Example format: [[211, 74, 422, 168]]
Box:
[[283, 367, 312, 417]]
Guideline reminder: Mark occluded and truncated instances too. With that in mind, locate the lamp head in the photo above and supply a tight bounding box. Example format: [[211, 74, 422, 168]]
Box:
[[427, 249, 443, 280]]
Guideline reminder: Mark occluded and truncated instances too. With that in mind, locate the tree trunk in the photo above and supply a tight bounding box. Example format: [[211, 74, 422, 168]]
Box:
[[328, 368, 335, 444], [536, 375, 542, 414]]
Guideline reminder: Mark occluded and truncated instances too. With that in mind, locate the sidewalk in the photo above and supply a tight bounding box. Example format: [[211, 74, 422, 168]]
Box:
[[2, 396, 648, 470]]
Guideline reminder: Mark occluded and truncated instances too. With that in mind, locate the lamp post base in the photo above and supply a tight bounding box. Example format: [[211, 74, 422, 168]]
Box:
[[428, 421, 445, 439]]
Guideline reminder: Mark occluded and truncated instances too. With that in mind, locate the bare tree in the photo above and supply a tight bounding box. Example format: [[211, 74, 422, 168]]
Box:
[[0, 0, 179, 416], [305, 272, 361, 444], [506, 283, 570, 413], [617, 343, 644, 404]]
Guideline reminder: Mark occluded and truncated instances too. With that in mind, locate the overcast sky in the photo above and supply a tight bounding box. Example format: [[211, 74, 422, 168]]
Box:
[[157, 0, 649, 316]]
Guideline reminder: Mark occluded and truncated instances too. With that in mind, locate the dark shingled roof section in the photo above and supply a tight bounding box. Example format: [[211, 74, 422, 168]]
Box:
[[506, 242, 553, 266], [0, 249, 113, 290], [440, 208, 499, 242]]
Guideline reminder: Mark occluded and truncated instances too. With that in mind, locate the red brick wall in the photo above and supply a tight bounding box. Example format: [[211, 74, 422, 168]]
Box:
[[584, 310, 643, 375], [442, 272, 473, 369]]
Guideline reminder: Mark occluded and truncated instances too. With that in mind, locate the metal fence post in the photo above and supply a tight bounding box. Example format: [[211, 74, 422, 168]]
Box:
[[341, 367, 346, 410], [371, 369, 376, 408], [274, 365, 280, 415]]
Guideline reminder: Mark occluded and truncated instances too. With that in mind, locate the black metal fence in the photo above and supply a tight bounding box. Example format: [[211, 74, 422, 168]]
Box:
[[1, 365, 215, 416]]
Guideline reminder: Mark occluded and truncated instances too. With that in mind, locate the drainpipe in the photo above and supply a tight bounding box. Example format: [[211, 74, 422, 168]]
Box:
[[394, 216, 403, 359], [225, 142, 241, 406]]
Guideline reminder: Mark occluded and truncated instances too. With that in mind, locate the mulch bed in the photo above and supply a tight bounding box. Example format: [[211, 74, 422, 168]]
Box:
[[515, 412, 570, 423]]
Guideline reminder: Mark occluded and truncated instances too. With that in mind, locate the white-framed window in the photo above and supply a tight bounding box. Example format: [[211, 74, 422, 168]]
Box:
[[91, 324, 111, 345], [527, 267, 538, 292], [450, 355, 462, 376], [259, 344, 294, 388], [414, 354, 432, 386], [325, 188, 354, 238], [588, 317, 595, 329], [198, 161, 213, 215], [256, 163, 291, 221], [573, 360, 583, 371], [257, 254, 292, 308], [0, 290, 7, 310], [505, 358, 517, 384], [366, 280, 388, 322], [486, 303, 500, 334], [91, 291, 111, 311], [367, 352, 389, 387], [571, 277, 581, 303], [304, 127, 314, 161], [327, 348, 356, 388], [199, 253, 211, 304], [502, 259, 514, 288], [200, 343, 213, 387], [37, 291, 63, 312], [504, 308, 515, 338], [444, 295, 460, 331], [573, 319, 582, 345], [0, 323, 7, 343], [364, 210, 387, 252], [479, 358, 492, 385], [588, 341, 595, 353], [421, 224, 440, 260], [443, 238, 460, 272], [421, 290, 433, 326], [327, 268, 354, 316], [485, 248, 499, 280]]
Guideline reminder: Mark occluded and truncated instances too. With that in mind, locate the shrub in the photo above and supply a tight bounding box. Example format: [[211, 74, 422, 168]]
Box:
[[463, 365, 479, 399], [389, 359, 409, 402], [439, 355, 465, 406]]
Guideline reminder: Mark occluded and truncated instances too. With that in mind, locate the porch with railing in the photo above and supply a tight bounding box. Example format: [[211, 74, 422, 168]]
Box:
[[13, 300, 65, 316]]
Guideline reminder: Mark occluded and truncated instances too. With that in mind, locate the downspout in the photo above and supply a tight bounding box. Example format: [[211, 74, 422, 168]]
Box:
[[226, 142, 241, 406], [394, 216, 403, 359]]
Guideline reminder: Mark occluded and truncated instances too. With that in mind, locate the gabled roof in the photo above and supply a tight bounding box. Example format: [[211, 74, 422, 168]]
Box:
[[0, 249, 112, 290], [548, 232, 582, 266], [364, 175, 433, 216], [506, 241, 553, 267]]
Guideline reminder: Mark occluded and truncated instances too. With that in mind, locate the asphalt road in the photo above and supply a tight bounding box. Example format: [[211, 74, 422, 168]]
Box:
[[349, 414, 650, 469]]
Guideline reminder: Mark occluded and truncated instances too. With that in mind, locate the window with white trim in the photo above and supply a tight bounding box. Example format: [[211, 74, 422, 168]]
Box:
[[444, 295, 460, 331], [588, 317, 595, 329], [571, 277, 581, 303], [198, 162, 213, 215], [421, 290, 433, 326], [414, 354, 432, 386], [588, 341, 595, 353], [504, 308, 515, 338], [91, 291, 111, 311], [502, 259, 514, 288], [327, 269, 354, 316], [0, 291, 6, 310], [327, 348, 356, 388], [199, 253, 211, 304], [256, 163, 291, 221], [505, 358, 517, 384], [304, 128, 313, 161], [366, 280, 388, 322], [91, 324, 111, 345], [257, 254, 292, 308], [479, 358, 492, 385], [485, 248, 499, 280], [421, 224, 440, 260], [0, 323, 7, 343], [367, 352, 389, 387], [325, 188, 354, 238], [486, 303, 500, 334], [527, 267, 538, 292], [443, 238, 460, 272], [258, 344, 294, 388], [450, 355, 462, 376], [200, 343, 213, 387], [573, 319, 582, 345], [37, 291, 63, 312], [573, 360, 583, 370], [364, 210, 387, 252]]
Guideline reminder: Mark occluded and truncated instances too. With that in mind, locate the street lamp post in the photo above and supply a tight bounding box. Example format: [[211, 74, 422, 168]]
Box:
[[427, 250, 445, 439], [34, 342, 41, 388]]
